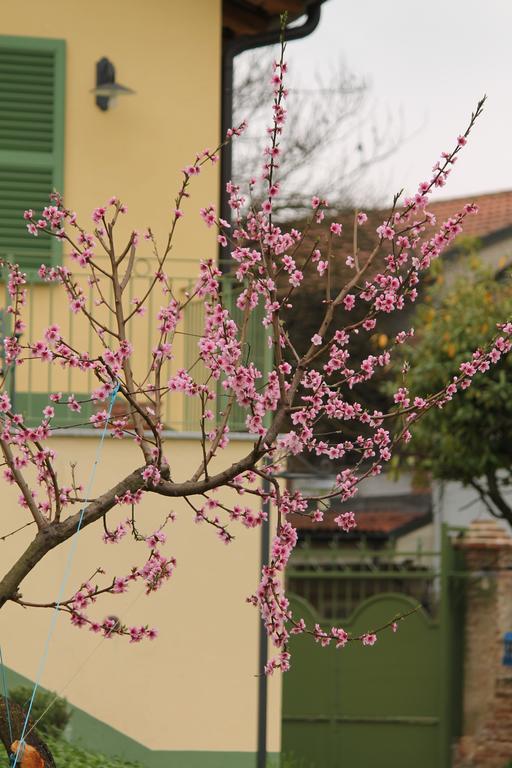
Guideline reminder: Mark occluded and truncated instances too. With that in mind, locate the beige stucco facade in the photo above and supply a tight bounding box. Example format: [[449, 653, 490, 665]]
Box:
[[0, 436, 281, 759], [2, 0, 222, 257], [0, 1, 282, 763], [2, 0, 227, 423]]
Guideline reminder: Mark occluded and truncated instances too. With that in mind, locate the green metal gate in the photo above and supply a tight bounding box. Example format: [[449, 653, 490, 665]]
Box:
[[282, 526, 465, 768]]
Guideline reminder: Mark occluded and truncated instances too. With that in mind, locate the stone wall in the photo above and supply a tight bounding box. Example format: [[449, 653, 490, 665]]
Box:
[[454, 520, 512, 768]]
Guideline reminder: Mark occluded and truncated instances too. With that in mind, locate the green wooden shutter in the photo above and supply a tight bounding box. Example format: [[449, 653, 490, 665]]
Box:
[[0, 35, 65, 274]]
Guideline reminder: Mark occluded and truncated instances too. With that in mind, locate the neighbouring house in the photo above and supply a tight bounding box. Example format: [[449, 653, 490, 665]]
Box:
[[285, 190, 512, 560], [0, 3, 325, 767], [279, 192, 512, 768]]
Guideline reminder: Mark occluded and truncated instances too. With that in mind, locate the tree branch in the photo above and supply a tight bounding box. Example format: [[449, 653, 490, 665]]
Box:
[[0, 466, 146, 608], [486, 470, 512, 525], [0, 439, 48, 530]]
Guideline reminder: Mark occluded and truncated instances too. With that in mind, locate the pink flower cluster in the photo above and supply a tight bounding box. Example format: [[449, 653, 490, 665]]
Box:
[[0, 46, 501, 671], [68, 523, 174, 639]]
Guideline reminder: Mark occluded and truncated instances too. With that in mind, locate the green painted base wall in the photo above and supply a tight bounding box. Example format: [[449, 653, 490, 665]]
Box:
[[5, 666, 279, 768]]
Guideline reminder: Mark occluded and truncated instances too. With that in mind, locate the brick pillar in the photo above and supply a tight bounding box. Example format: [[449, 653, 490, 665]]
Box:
[[455, 520, 512, 768]]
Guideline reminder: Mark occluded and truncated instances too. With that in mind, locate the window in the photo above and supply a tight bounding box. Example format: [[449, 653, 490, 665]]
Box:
[[0, 35, 65, 275]]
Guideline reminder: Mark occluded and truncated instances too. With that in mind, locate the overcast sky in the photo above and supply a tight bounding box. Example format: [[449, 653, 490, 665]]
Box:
[[240, 0, 512, 206]]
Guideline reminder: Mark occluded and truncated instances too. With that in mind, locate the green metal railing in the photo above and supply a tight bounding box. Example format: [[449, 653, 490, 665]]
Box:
[[0, 255, 271, 432], [287, 535, 447, 620]]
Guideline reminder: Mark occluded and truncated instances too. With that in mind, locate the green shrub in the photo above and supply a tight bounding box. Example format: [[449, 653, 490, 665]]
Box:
[[7, 686, 143, 766], [45, 735, 143, 767], [8, 686, 71, 738]]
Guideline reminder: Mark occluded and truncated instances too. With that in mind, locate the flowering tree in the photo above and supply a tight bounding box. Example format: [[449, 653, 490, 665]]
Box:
[[0, 28, 510, 766]]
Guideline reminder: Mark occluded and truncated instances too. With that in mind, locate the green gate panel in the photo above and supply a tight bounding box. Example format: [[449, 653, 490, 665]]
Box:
[[282, 594, 443, 768], [332, 721, 439, 768]]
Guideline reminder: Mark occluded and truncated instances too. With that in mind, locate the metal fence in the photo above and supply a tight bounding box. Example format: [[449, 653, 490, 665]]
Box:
[[287, 541, 441, 619]]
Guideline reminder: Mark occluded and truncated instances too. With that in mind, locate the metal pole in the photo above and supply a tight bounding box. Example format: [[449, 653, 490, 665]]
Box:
[[219, 7, 326, 764], [257, 474, 271, 768]]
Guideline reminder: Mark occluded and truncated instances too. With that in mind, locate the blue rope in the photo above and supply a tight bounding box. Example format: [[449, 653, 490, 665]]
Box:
[[12, 382, 120, 767], [0, 644, 13, 746]]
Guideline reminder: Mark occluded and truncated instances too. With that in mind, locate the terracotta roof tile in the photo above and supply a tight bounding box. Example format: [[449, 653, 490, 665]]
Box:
[[290, 510, 422, 534], [290, 493, 432, 536], [282, 190, 512, 296], [427, 190, 512, 241], [291, 509, 425, 535]]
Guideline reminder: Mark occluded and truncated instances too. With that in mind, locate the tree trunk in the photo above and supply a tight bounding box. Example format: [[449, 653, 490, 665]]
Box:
[[486, 470, 512, 527], [0, 699, 55, 767]]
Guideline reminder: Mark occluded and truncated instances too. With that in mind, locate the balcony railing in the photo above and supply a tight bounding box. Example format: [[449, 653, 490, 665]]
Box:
[[0, 255, 270, 433]]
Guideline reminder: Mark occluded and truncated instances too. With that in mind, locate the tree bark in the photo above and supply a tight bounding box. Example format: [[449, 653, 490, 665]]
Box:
[[0, 466, 146, 609], [0, 699, 55, 767], [486, 469, 512, 526], [0, 443, 265, 609]]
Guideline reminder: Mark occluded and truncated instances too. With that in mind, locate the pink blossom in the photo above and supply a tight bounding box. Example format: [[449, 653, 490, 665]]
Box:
[[334, 511, 357, 532], [377, 223, 395, 240], [142, 465, 161, 486], [67, 396, 81, 413], [146, 530, 167, 549], [332, 627, 349, 648], [0, 393, 11, 413], [113, 577, 128, 594]]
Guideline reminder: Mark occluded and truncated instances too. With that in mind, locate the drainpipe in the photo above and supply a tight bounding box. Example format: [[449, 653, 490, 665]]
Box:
[[220, 7, 325, 766], [258, 473, 271, 768], [220, 2, 324, 273]]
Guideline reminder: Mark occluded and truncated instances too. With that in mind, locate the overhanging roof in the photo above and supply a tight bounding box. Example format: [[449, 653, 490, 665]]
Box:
[[223, 0, 323, 37]]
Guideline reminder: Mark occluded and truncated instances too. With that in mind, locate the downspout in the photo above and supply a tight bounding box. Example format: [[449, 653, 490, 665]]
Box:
[[258, 473, 271, 768], [220, 2, 324, 272], [219, 8, 324, 767]]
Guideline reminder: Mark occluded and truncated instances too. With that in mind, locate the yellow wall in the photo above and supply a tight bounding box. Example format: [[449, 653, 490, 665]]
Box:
[[0, 1, 283, 757], [2, 0, 222, 262], [3, 0, 224, 408], [0, 435, 281, 755]]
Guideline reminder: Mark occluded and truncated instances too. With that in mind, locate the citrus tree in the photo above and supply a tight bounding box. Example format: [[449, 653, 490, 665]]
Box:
[[394, 246, 512, 524]]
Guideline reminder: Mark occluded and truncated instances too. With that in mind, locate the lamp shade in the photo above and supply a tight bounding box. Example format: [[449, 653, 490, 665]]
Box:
[[92, 57, 135, 110]]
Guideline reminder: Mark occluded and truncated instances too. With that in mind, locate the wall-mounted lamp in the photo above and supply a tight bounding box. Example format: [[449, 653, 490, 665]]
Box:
[[91, 57, 135, 111]]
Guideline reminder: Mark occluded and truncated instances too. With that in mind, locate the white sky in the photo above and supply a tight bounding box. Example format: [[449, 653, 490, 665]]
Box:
[[246, 0, 512, 205]]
